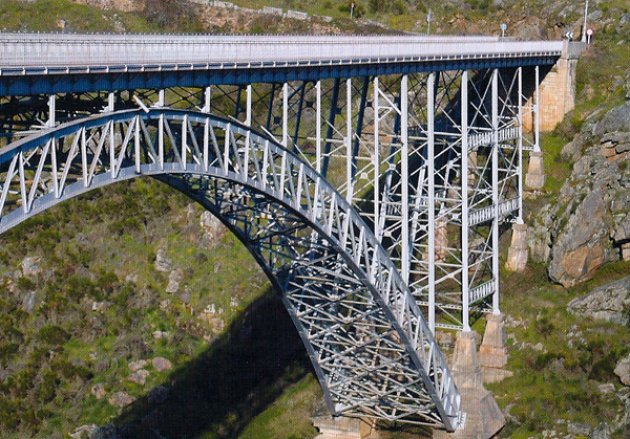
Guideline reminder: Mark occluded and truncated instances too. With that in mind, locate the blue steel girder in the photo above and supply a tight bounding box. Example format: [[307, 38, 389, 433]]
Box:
[[0, 56, 560, 97], [0, 108, 462, 431]]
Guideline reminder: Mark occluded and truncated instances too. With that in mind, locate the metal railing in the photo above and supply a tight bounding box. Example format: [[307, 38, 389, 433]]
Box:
[[0, 33, 563, 73]]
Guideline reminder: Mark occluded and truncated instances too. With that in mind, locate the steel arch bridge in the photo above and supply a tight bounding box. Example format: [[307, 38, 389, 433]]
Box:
[[0, 108, 460, 428], [0, 32, 568, 433]]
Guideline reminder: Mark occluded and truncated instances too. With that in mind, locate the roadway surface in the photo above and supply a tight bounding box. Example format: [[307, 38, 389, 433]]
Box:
[[0, 33, 565, 95]]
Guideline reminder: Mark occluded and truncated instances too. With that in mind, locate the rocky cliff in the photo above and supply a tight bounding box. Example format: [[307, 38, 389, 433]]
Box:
[[529, 101, 630, 287]]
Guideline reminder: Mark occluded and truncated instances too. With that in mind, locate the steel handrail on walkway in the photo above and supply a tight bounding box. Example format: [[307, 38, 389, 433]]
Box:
[[0, 33, 563, 74]]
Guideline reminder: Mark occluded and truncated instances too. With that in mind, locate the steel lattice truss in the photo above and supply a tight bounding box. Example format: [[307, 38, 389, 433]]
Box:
[[0, 109, 462, 430], [0, 59, 546, 431]]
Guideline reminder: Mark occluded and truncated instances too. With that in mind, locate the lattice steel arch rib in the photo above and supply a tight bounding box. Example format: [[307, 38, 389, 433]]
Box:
[[0, 108, 461, 431]]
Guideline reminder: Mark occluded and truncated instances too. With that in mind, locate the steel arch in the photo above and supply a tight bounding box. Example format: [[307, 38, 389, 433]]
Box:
[[0, 108, 461, 430]]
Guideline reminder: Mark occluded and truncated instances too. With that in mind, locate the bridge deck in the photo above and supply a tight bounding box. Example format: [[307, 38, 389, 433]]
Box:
[[1, 33, 562, 72], [0, 33, 564, 96]]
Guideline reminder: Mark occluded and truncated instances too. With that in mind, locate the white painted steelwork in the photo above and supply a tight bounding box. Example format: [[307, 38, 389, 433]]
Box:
[[0, 31, 564, 433], [0, 33, 563, 74], [0, 108, 462, 430]]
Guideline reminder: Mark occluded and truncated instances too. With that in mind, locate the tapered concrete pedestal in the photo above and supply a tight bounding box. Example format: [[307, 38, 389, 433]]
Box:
[[312, 415, 378, 439], [525, 151, 545, 190], [433, 331, 505, 439], [505, 223, 528, 272], [479, 313, 513, 385]]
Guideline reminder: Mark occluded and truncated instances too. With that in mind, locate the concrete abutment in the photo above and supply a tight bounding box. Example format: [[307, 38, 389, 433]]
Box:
[[506, 223, 528, 272], [525, 150, 545, 190], [433, 331, 505, 439]]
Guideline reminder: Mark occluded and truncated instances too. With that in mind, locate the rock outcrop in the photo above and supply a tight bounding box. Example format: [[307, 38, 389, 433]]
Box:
[[567, 275, 630, 325], [529, 101, 630, 287], [615, 353, 630, 386]]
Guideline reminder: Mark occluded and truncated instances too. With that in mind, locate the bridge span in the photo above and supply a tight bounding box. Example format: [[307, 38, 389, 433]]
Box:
[[0, 33, 562, 94], [0, 33, 573, 437]]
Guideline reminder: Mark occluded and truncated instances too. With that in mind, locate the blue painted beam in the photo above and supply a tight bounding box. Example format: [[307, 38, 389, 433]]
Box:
[[0, 57, 559, 97]]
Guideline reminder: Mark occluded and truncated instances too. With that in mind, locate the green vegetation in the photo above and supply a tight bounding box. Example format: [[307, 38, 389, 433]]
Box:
[[0, 0, 205, 33], [0, 178, 286, 437], [538, 132, 572, 195], [492, 262, 630, 438]]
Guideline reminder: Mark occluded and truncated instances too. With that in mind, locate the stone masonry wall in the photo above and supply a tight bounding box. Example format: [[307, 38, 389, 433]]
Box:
[[523, 44, 580, 132]]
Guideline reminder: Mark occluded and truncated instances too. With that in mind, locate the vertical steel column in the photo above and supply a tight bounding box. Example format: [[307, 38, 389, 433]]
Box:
[[517, 67, 524, 222], [401, 75, 410, 285], [107, 93, 115, 112], [282, 83, 289, 148], [534, 65, 541, 153], [47, 95, 56, 128], [491, 69, 501, 315], [426, 73, 436, 332], [245, 84, 252, 127], [461, 70, 470, 332], [346, 79, 353, 203], [315, 81, 322, 173], [134, 117, 141, 173], [203, 86, 211, 113], [108, 92, 116, 178], [158, 90, 165, 170], [373, 77, 380, 239]]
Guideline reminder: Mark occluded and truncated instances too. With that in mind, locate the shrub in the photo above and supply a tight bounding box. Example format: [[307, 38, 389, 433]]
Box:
[[37, 325, 70, 346], [534, 315, 555, 337]]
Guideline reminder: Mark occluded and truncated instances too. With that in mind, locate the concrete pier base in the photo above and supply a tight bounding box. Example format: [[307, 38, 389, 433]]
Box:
[[312, 415, 378, 439], [505, 223, 528, 272], [525, 151, 545, 190], [433, 331, 505, 439], [480, 314, 513, 384]]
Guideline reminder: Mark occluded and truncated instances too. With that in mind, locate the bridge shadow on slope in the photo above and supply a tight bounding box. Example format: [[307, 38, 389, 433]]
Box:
[[113, 290, 315, 438]]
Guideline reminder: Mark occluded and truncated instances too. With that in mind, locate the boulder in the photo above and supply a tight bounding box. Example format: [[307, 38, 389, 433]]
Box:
[[166, 268, 183, 294], [69, 424, 98, 439], [21, 291, 37, 313], [548, 186, 612, 287], [128, 359, 148, 372], [21, 256, 41, 277], [567, 422, 590, 436], [590, 423, 612, 439], [152, 331, 169, 340], [107, 391, 135, 408], [90, 383, 106, 400], [615, 353, 630, 386], [200, 211, 225, 248], [594, 102, 630, 137], [152, 357, 172, 372], [567, 275, 630, 325], [597, 383, 616, 395], [91, 423, 121, 439], [127, 369, 150, 386], [154, 248, 172, 272]]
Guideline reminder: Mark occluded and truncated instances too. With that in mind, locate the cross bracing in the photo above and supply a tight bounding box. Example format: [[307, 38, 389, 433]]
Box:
[[0, 32, 562, 433], [0, 108, 462, 430]]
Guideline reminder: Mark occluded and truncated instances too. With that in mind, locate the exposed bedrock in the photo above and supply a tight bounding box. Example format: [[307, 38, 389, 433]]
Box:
[[529, 102, 630, 287]]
